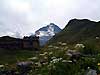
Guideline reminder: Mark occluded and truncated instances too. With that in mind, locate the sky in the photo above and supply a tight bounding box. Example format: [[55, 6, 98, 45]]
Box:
[[0, 0, 100, 37]]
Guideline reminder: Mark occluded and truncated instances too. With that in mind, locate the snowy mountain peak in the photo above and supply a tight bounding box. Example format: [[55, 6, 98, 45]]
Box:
[[48, 23, 55, 26], [35, 23, 61, 46], [47, 23, 55, 36], [35, 23, 61, 37]]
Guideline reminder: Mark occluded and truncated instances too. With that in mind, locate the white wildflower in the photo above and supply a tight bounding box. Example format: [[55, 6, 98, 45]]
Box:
[[42, 62, 48, 65], [49, 52, 53, 55], [51, 56, 56, 59], [62, 60, 67, 63], [66, 50, 75, 56], [66, 60, 72, 63], [35, 62, 42, 67], [59, 58, 62, 60], [28, 57, 38, 60], [96, 37, 99, 39], [0, 65, 4, 68], [43, 52, 48, 55], [39, 52, 48, 56], [58, 42, 62, 45], [51, 58, 63, 63], [61, 43, 67, 46], [64, 46, 68, 50], [52, 59, 58, 63], [48, 45, 53, 48], [40, 53, 45, 56], [37, 74, 42, 75], [53, 46, 59, 49], [75, 44, 85, 49]]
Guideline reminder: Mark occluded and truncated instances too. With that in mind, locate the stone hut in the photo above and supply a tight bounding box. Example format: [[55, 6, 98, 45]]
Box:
[[23, 36, 39, 50], [0, 36, 22, 49], [0, 35, 40, 50]]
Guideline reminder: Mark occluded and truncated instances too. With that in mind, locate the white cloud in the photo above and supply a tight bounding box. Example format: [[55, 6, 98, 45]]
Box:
[[0, 0, 100, 37], [5, 0, 31, 12]]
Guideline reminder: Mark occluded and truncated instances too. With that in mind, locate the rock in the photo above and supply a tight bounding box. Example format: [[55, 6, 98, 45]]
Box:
[[86, 69, 97, 75]]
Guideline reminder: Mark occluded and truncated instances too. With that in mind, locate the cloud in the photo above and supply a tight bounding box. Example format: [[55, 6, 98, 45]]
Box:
[[0, 0, 100, 37]]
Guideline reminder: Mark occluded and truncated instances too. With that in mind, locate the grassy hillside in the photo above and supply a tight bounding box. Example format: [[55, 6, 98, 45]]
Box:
[[49, 19, 100, 47]]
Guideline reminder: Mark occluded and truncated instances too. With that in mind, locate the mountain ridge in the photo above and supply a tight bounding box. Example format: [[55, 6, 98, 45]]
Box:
[[49, 19, 100, 46]]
